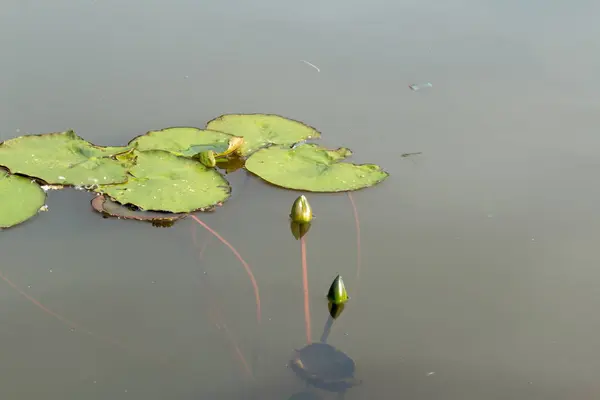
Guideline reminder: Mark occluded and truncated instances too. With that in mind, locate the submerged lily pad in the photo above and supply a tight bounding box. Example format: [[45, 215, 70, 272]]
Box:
[[205, 114, 321, 157], [91, 194, 187, 227], [129, 127, 237, 158], [245, 143, 389, 192], [0, 130, 133, 186], [96, 150, 231, 213], [0, 170, 47, 228]]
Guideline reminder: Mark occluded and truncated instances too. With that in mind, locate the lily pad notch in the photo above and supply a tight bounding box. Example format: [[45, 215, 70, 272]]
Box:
[[245, 143, 389, 192]]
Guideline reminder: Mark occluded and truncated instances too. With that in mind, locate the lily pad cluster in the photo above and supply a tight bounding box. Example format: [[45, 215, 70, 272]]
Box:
[[0, 114, 389, 229]]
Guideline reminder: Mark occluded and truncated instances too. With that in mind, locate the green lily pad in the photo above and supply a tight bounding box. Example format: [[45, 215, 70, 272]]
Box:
[[128, 127, 235, 157], [0, 170, 47, 228], [96, 150, 231, 213], [0, 130, 133, 186], [245, 143, 389, 192], [205, 114, 321, 157]]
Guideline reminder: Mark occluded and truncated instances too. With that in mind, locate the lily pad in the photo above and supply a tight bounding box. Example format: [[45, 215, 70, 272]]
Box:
[[0, 130, 133, 186], [205, 114, 321, 157], [0, 170, 47, 228], [96, 150, 231, 213], [245, 143, 389, 192], [128, 127, 237, 158], [91, 194, 187, 227]]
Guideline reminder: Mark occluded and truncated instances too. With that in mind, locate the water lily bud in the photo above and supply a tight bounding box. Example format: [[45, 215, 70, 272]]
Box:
[[290, 221, 311, 240], [327, 274, 349, 305], [198, 150, 216, 168], [290, 195, 312, 224]]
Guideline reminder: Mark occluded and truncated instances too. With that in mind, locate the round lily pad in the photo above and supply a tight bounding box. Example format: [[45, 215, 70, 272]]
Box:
[[205, 114, 321, 157], [128, 127, 236, 158], [0, 170, 47, 228], [96, 150, 231, 213], [245, 143, 389, 192], [0, 130, 133, 186]]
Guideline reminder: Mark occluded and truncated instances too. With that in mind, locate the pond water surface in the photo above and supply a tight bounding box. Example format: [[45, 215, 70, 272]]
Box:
[[2, 1, 600, 399]]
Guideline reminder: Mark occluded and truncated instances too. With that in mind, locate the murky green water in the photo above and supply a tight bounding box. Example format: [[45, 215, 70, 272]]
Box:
[[2, 1, 600, 399]]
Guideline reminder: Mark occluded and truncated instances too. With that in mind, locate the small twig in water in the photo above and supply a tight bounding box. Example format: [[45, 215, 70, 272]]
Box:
[[409, 82, 433, 91], [300, 60, 320, 72], [401, 152, 422, 158]]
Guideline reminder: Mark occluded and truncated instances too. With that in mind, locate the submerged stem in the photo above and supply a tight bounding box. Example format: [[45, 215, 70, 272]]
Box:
[[346, 192, 361, 298], [0, 269, 175, 369], [194, 255, 253, 380], [301, 236, 312, 343], [190, 215, 262, 325]]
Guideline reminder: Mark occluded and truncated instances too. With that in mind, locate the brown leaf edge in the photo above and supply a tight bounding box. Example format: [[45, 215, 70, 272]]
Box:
[[90, 194, 191, 228]]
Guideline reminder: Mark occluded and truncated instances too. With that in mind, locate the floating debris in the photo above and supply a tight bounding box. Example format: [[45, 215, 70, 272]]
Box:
[[409, 82, 433, 91], [400, 152, 422, 158], [40, 184, 64, 192], [291, 140, 307, 149], [300, 60, 320, 72]]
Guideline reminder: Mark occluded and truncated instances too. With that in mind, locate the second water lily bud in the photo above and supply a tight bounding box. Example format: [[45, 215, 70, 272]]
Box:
[[290, 195, 313, 224], [327, 274, 349, 305]]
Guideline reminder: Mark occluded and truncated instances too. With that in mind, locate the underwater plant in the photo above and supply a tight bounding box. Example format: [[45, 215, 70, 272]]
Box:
[[288, 203, 359, 399], [0, 113, 388, 398]]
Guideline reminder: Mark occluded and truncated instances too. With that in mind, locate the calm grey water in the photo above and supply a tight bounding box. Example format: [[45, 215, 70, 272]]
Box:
[[2, 0, 600, 399]]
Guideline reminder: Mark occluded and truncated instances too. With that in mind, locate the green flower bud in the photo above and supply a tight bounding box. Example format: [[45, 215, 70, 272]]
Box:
[[198, 150, 216, 168], [290, 195, 313, 224], [327, 274, 349, 305]]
